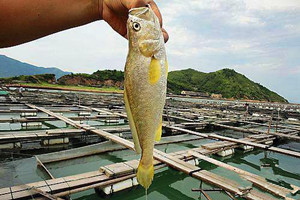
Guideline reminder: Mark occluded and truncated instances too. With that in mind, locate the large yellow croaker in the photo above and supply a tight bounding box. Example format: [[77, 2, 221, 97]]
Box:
[[124, 6, 167, 189]]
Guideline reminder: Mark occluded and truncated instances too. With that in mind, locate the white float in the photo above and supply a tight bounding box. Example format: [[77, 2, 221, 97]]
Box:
[[78, 112, 91, 116], [21, 122, 42, 127], [217, 148, 235, 157], [42, 137, 69, 145], [187, 158, 199, 166], [101, 177, 138, 195], [288, 118, 298, 121], [105, 119, 119, 123], [20, 112, 37, 117], [240, 145, 254, 151], [265, 140, 273, 145], [0, 142, 21, 149]]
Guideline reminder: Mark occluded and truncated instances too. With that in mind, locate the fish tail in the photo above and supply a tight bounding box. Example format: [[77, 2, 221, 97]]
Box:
[[137, 159, 154, 189]]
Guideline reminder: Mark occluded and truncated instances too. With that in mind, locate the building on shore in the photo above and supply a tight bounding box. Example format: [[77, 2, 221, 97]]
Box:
[[181, 90, 210, 97], [211, 93, 222, 99]]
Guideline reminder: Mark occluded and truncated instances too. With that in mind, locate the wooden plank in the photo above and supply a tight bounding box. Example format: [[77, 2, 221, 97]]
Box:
[[20, 103, 299, 200], [0, 188, 10, 196], [214, 123, 300, 142], [202, 141, 236, 150], [124, 160, 139, 171], [0, 141, 289, 200], [165, 125, 300, 158], [0, 193, 12, 200], [35, 156, 55, 179], [82, 105, 196, 122], [189, 151, 295, 199], [100, 162, 134, 177], [239, 120, 300, 132], [199, 189, 213, 200]]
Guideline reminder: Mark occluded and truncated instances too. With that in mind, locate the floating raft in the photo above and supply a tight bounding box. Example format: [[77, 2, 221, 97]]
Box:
[[0, 139, 284, 200], [0, 89, 299, 200], [1, 103, 299, 200]]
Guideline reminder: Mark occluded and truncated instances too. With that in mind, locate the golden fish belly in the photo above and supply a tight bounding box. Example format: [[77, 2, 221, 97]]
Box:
[[125, 52, 167, 163]]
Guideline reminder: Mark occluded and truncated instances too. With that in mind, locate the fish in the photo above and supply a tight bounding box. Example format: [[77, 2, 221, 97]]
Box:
[[124, 5, 168, 189]]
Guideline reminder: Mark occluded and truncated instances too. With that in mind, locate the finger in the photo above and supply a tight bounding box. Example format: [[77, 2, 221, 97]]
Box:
[[149, 1, 168, 43], [148, 1, 163, 27], [122, 0, 148, 10], [162, 28, 169, 43]]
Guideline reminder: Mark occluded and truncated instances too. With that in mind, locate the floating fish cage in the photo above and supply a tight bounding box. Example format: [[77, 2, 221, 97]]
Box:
[[0, 88, 299, 200]]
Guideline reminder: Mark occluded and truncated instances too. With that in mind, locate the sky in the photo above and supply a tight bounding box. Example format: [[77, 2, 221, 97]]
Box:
[[0, 0, 300, 103]]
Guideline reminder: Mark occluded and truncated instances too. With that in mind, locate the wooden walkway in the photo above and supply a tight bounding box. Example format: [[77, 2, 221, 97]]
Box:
[[0, 137, 286, 200], [0, 126, 131, 145], [164, 125, 300, 158], [0, 103, 299, 199], [238, 120, 300, 132], [1, 104, 294, 199], [190, 151, 299, 199], [213, 122, 300, 142], [78, 105, 300, 158], [37, 134, 205, 164], [0, 115, 121, 123]]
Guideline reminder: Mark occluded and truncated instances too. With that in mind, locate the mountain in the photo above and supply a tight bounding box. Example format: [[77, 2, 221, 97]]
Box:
[[168, 68, 288, 103], [0, 54, 287, 102], [57, 70, 124, 88], [0, 55, 70, 78]]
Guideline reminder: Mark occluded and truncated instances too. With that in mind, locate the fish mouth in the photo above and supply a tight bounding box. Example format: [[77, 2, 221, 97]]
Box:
[[129, 5, 150, 16]]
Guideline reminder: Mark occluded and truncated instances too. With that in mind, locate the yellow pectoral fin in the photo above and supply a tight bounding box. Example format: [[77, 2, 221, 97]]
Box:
[[155, 118, 163, 142], [124, 88, 141, 154], [149, 58, 161, 85]]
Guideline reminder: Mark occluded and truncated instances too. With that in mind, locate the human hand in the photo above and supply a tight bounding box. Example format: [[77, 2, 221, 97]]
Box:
[[100, 0, 169, 42]]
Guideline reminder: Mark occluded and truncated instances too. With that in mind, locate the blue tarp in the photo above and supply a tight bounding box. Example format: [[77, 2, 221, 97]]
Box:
[[0, 90, 9, 96]]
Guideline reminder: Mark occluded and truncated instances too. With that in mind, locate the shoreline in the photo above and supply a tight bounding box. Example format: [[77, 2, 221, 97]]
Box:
[[4, 83, 299, 105]]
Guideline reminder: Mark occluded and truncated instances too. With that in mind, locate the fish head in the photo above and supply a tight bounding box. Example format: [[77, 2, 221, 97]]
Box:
[[127, 6, 164, 58]]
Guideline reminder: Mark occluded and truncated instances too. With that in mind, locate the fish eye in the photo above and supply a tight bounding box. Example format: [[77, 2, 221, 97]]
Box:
[[132, 22, 141, 31]]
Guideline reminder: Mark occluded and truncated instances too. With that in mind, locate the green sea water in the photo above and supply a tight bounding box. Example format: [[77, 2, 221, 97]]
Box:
[[0, 111, 299, 199], [1, 139, 300, 200]]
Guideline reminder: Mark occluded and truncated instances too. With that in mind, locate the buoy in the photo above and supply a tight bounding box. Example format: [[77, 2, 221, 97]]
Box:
[[105, 119, 119, 123], [20, 112, 37, 117], [21, 122, 42, 127], [239, 145, 254, 151], [100, 177, 138, 195], [217, 148, 235, 157], [0, 142, 22, 149], [42, 137, 69, 145], [78, 112, 91, 116]]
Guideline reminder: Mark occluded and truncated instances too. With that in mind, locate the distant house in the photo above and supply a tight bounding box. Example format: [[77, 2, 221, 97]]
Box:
[[211, 93, 222, 99], [181, 90, 209, 97]]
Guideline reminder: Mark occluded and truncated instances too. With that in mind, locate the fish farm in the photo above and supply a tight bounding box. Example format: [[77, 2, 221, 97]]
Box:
[[0, 87, 300, 200]]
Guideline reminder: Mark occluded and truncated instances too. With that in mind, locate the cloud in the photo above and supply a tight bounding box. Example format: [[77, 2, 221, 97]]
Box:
[[1, 0, 300, 102], [244, 0, 300, 11], [230, 15, 265, 26]]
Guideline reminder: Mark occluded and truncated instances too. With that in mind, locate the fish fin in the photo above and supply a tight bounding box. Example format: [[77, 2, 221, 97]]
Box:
[[154, 117, 163, 142], [165, 58, 168, 77], [148, 57, 161, 85], [139, 40, 160, 57], [137, 160, 154, 189], [124, 87, 141, 154]]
